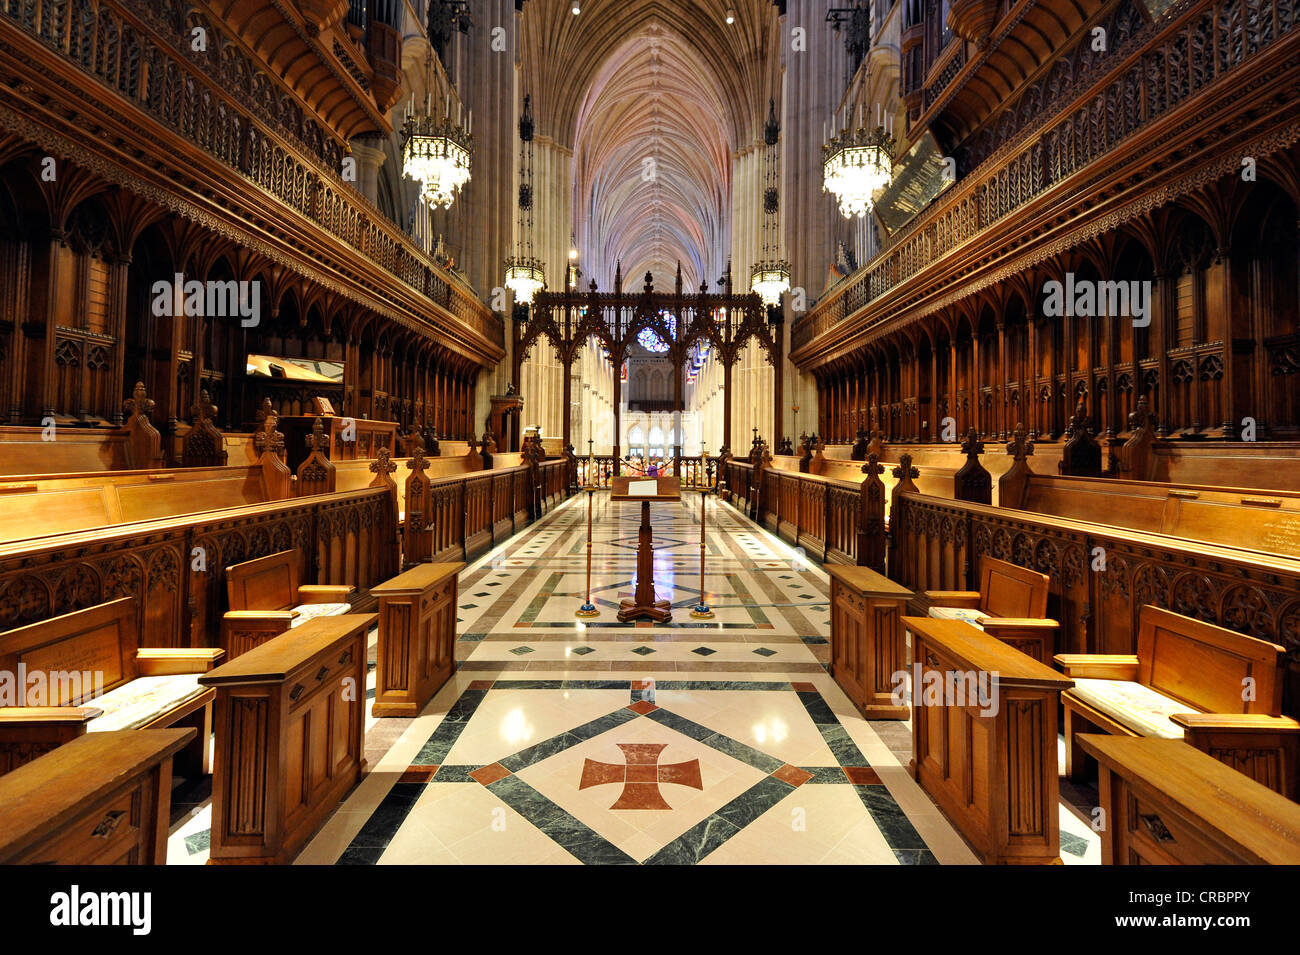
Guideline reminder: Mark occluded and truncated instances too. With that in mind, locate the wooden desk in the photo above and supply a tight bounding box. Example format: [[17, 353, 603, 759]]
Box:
[[610, 476, 681, 622], [199, 613, 375, 864], [827, 566, 912, 719], [1078, 734, 1300, 864], [0, 728, 194, 864], [903, 615, 1074, 864], [370, 563, 463, 717]]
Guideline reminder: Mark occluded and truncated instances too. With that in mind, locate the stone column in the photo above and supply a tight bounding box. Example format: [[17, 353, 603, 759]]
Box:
[[349, 137, 387, 205]]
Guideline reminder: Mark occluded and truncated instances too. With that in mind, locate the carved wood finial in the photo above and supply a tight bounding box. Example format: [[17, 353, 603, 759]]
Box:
[[892, 453, 920, 482], [1006, 422, 1035, 462], [192, 389, 218, 425], [1129, 394, 1154, 433], [124, 381, 154, 421], [123, 381, 162, 470], [1073, 394, 1088, 426], [850, 427, 869, 460], [183, 388, 226, 467], [253, 409, 285, 456], [999, 422, 1037, 509], [370, 446, 397, 478], [305, 415, 329, 452], [960, 428, 985, 458], [862, 452, 885, 478], [955, 430, 992, 504], [255, 396, 274, 425], [409, 445, 429, 474]]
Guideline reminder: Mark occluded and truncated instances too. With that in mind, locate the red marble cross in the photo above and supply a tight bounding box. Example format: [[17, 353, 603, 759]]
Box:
[[579, 743, 703, 810]]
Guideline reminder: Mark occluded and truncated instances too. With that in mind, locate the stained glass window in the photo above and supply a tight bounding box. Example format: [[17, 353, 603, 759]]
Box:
[[637, 327, 668, 353], [635, 312, 676, 353]]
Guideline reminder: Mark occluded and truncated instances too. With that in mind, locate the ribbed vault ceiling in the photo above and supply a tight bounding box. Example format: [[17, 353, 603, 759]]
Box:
[[521, 0, 778, 291]]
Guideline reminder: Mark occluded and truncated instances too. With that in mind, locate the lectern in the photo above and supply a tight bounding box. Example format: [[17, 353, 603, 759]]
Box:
[[610, 475, 681, 622]]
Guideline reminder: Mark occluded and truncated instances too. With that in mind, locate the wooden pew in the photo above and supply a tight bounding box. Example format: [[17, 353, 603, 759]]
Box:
[[1008, 471, 1300, 556], [723, 455, 889, 569], [0, 485, 399, 651], [923, 555, 1060, 664], [1079, 735, 1300, 864], [199, 613, 375, 864], [0, 425, 129, 474], [0, 728, 195, 864], [403, 455, 571, 566], [0, 464, 272, 543], [886, 487, 1300, 711], [0, 597, 222, 776], [1057, 605, 1298, 798], [825, 431, 1300, 495], [221, 550, 355, 658], [904, 615, 1074, 864]]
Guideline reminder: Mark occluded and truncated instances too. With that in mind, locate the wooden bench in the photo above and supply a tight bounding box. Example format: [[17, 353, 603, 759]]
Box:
[[1007, 472, 1300, 557], [200, 613, 374, 864], [0, 597, 222, 777], [923, 555, 1060, 664], [0, 728, 195, 864], [0, 465, 271, 544], [0, 425, 129, 474], [1057, 605, 1299, 798], [221, 550, 355, 659], [1079, 734, 1300, 864]]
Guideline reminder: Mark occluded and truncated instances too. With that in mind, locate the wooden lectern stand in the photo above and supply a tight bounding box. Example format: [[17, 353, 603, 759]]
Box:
[[610, 475, 681, 622]]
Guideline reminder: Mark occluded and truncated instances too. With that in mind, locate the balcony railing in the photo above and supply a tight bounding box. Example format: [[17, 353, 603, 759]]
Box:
[[793, 0, 1293, 358], [0, 0, 503, 354]]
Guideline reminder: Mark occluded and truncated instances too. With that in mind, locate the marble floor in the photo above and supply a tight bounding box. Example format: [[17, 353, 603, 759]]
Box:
[[167, 491, 1102, 865]]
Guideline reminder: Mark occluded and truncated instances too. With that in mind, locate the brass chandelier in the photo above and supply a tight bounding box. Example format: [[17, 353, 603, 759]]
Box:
[[401, 48, 472, 212]]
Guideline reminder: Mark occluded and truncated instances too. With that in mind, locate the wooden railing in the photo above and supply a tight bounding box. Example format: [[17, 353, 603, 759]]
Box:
[[578, 456, 618, 488], [792, 0, 1299, 357], [404, 459, 571, 565], [721, 458, 885, 569]]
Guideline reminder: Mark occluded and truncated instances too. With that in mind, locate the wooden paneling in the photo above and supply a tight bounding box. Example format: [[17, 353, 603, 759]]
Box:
[[370, 563, 462, 718], [828, 566, 912, 719], [0, 486, 397, 651], [889, 490, 1300, 712], [906, 615, 1073, 865]]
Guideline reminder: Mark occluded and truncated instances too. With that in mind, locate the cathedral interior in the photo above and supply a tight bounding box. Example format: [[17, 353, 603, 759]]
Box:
[[0, 0, 1297, 917]]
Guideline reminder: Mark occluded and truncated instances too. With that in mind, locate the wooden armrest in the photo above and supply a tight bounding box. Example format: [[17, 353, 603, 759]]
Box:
[[1171, 713, 1300, 734], [136, 648, 226, 675], [296, 585, 355, 604], [224, 610, 296, 622], [0, 707, 102, 725], [923, 590, 982, 608], [1054, 653, 1141, 680], [982, 617, 1060, 631]]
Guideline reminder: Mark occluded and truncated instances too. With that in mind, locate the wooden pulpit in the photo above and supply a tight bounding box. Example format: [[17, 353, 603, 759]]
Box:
[[610, 476, 681, 622]]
